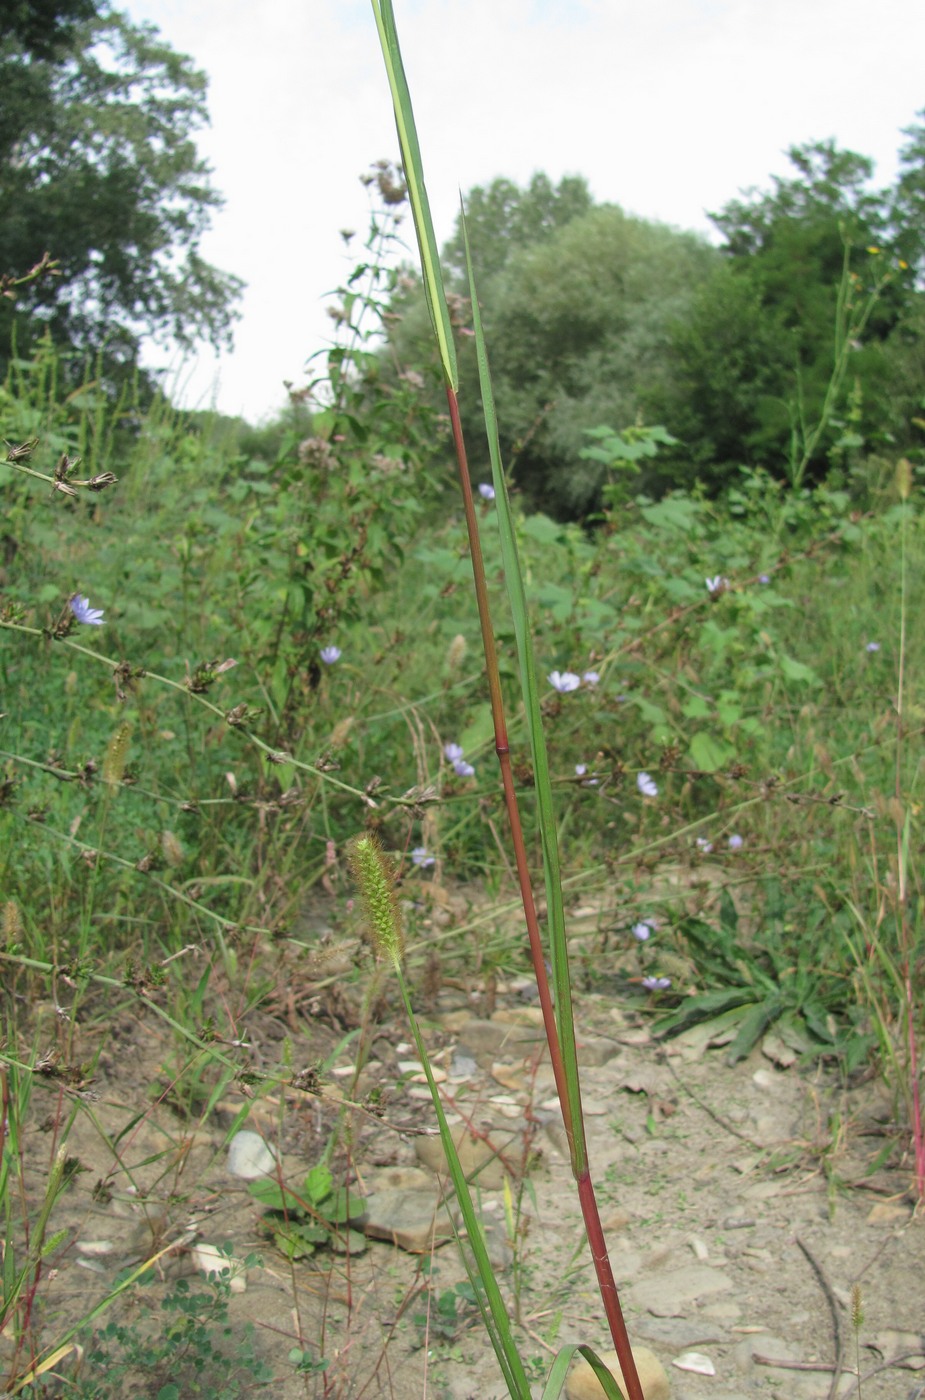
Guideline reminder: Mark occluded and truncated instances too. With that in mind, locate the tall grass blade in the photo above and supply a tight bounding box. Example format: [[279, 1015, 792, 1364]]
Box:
[[395, 971, 532, 1397], [541, 1345, 624, 1400], [461, 207, 585, 1169], [369, 0, 457, 390]]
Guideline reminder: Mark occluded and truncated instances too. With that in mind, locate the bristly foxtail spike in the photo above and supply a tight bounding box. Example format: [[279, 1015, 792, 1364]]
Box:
[[347, 832, 404, 971]]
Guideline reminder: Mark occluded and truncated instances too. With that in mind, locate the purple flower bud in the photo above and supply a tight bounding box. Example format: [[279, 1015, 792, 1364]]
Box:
[[320, 645, 341, 664]]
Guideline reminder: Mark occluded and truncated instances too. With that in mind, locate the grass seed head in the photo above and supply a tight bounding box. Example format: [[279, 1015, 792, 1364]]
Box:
[[347, 832, 404, 970]]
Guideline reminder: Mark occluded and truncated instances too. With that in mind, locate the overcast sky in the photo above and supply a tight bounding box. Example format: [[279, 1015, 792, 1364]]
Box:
[[124, 0, 925, 425]]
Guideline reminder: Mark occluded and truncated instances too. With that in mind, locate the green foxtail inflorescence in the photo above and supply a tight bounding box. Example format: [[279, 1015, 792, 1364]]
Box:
[[102, 720, 132, 786], [347, 832, 404, 970]]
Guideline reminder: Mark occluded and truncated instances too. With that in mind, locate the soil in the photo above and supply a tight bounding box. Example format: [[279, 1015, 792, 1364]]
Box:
[[4, 891, 923, 1400]]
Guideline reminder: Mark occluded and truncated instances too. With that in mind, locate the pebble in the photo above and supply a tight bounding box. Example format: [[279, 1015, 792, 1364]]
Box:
[[866, 1201, 912, 1224], [226, 1130, 276, 1179], [672, 1350, 716, 1375], [635, 1317, 726, 1348], [360, 1188, 453, 1253], [415, 1124, 519, 1189], [449, 1051, 478, 1080], [629, 1264, 734, 1316]]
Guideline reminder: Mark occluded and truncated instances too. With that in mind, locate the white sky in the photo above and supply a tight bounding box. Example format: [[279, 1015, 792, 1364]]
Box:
[[124, 0, 925, 425]]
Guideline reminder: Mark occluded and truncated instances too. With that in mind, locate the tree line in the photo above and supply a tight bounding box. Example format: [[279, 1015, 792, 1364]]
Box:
[[384, 137, 925, 516], [2, 0, 922, 515]]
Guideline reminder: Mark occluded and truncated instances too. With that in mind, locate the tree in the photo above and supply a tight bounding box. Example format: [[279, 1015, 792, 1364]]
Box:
[[0, 0, 97, 60], [891, 108, 925, 277], [454, 205, 716, 515], [441, 171, 594, 284], [0, 7, 242, 379], [384, 179, 715, 517], [653, 140, 921, 486]]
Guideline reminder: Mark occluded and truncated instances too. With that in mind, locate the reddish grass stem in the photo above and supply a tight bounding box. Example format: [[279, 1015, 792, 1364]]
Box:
[[445, 387, 644, 1400]]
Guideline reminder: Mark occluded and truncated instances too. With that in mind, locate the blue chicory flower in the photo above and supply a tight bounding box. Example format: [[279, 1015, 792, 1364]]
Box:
[[758, 573, 771, 585], [637, 772, 658, 798], [320, 645, 341, 664], [453, 759, 475, 778], [728, 833, 744, 850], [582, 670, 600, 686], [696, 836, 713, 854], [865, 641, 881, 653], [642, 975, 672, 992], [632, 921, 654, 942], [411, 847, 435, 869], [575, 763, 599, 787], [705, 575, 729, 595], [68, 594, 105, 626], [549, 670, 581, 693], [478, 483, 496, 501], [444, 742, 464, 764]]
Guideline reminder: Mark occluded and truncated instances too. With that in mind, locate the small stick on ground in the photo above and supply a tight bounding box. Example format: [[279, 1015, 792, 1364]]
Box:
[[795, 1235, 844, 1400]]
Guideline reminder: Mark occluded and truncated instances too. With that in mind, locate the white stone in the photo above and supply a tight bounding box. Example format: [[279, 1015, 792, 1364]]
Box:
[[226, 1129, 276, 1179], [672, 1350, 716, 1375], [192, 1243, 246, 1292]]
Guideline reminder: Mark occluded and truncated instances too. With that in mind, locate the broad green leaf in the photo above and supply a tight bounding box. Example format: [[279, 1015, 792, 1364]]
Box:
[[654, 988, 756, 1038], [725, 998, 782, 1064], [304, 1163, 333, 1205], [689, 732, 735, 772], [779, 653, 821, 685]]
